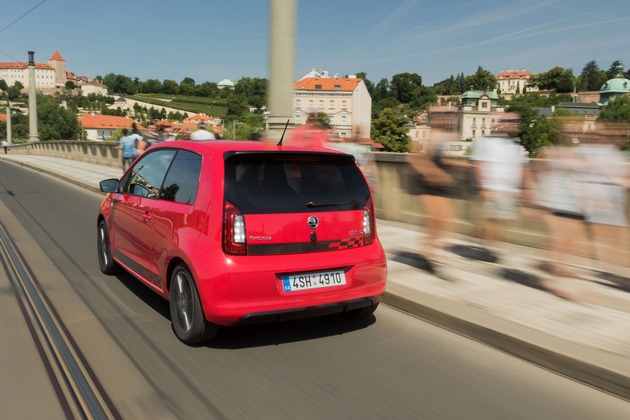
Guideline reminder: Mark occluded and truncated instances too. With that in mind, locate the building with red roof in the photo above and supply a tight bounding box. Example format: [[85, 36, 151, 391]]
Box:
[[0, 51, 69, 92], [78, 114, 145, 141], [496, 69, 538, 95], [293, 73, 372, 139]]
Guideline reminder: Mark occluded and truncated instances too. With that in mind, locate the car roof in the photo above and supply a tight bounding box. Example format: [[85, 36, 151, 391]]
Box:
[[149, 140, 347, 155]]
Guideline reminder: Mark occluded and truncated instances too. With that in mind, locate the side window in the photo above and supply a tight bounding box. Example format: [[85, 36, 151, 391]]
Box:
[[160, 150, 202, 204], [121, 149, 177, 198]]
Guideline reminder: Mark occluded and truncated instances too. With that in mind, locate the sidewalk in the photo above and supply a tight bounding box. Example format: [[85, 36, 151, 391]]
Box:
[[2, 154, 630, 400]]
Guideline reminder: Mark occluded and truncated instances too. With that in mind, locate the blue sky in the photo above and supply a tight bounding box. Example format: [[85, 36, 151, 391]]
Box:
[[1, 0, 628, 86]]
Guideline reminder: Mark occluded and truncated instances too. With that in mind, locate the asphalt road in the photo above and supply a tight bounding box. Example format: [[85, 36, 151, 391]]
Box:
[[1, 161, 628, 419]]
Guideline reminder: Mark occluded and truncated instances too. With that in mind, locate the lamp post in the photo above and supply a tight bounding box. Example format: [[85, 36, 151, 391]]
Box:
[[28, 51, 39, 142], [5, 100, 11, 145], [232, 120, 241, 140]]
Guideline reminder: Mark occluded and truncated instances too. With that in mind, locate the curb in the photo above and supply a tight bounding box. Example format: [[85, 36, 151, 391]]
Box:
[[383, 283, 630, 401]]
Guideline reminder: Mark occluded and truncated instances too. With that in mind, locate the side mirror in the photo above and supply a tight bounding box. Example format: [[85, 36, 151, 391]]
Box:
[[99, 178, 120, 193]]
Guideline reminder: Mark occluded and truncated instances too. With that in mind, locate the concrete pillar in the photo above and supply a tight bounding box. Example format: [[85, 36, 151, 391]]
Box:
[[5, 101, 11, 145], [266, 0, 296, 142], [28, 51, 39, 142]]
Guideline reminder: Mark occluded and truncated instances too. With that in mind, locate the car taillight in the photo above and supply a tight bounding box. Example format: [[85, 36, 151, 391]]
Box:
[[363, 196, 375, 246], [223, 200, 247, 255]]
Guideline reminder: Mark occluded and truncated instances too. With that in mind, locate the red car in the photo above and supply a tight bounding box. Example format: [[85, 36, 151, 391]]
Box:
[[97, 140, 387, 344]]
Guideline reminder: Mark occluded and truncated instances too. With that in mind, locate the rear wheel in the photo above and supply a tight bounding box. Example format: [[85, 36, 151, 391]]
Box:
[[170, 264, 218, 345], [97, 220, 119, 275], [345, 302, 379, 320]]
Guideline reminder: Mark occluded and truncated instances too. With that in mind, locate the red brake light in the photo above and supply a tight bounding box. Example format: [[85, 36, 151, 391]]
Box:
[[363, 196, 376, 246], [223, 200, 247, 255]]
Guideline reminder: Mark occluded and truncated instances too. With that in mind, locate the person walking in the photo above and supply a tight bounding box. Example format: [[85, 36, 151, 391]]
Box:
[[190, 122, 215, 140], [118, 128, 138, 171], [2, 140, 8, 154]]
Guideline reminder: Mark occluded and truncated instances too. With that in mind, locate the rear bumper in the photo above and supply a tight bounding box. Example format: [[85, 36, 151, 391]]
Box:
[[231, 297, 378, 326]]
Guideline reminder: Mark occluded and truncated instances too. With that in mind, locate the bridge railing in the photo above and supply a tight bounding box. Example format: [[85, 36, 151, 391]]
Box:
[[7, 141, 629, 266]]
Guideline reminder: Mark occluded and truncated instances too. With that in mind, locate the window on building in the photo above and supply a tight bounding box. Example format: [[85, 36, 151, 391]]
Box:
[[341, 100, 347, 109], [319, 100, 324, 108], [315, 84, 322, 90], [334, 85, 341, 90], [296, 99, 301, 108], [329, 100, 334, 109]]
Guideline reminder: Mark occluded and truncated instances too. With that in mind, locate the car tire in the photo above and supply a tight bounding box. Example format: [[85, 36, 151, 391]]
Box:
[[170, 263, 218, 345], [344, 302, 379, 320], [97, 220, 120, 275]]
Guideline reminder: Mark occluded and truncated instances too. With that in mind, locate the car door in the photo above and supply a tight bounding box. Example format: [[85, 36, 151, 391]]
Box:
[[111, 149, 177, 285], [148, 150, 203, 288]]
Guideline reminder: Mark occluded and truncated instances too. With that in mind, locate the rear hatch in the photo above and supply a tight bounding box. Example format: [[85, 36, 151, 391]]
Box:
[[223, 151, 374, 256]]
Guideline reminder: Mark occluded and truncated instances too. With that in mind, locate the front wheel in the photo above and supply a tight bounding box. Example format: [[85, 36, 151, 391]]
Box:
[[170, 264, 218, 345], [97, 220, 119, 275]]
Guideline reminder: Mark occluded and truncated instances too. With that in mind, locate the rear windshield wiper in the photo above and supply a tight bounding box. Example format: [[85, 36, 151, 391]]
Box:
[[306, 201, 351, 208]]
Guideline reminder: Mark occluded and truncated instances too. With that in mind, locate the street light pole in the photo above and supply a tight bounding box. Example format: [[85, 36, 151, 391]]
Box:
[[232, 120, 241, 140], [28, 51, 39, 142], [5, 100, 11, 145]]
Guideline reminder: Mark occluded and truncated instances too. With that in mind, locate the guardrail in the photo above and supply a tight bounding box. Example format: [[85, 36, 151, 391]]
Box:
[[8, 141, 121, 168]]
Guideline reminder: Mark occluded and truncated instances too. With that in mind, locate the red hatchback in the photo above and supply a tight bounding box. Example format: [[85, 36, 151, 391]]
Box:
[[97, 140, 387, 344]]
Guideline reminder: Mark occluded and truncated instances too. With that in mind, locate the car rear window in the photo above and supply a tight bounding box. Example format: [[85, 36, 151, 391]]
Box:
[[224, 152, 370, 214]]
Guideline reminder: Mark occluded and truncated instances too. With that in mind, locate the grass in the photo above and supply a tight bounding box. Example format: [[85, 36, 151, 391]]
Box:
[[129, 94, 228, 118]]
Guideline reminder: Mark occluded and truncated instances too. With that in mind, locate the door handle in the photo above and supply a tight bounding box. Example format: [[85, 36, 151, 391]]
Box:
[[143, 212, 152, 223]]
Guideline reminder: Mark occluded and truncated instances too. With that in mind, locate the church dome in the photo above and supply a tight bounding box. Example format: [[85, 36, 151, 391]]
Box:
[[599, 62, 630, 106], [218, 79, 235, 88]]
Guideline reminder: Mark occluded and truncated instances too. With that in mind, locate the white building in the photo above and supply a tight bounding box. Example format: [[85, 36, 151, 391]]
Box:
[[496, 69, 538, 95], [0, 51, 67, 91], [293, 74, 372, 139]]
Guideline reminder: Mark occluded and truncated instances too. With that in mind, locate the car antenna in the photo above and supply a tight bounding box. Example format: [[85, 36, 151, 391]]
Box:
[[277, 119, 290, 147]]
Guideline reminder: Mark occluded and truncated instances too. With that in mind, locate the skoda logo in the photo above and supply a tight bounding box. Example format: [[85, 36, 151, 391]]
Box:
[[307, 216, 319, 229]]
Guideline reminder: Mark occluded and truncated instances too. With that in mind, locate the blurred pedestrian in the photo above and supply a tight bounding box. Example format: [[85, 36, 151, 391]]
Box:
[[575, 141, 630, 269], [285, 114, 331, 148], [328, 136, 380, 193], [533, 146, 590, 277], [118, 128, 138, 171], [408, 127, 459, 263], [469, 125, 530, 259], [2, 140, 8, 154], [190, 122, 215, 140]]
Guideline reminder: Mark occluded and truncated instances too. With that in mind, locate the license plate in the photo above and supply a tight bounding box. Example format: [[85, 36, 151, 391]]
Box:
[[282, 270, 346, 292]]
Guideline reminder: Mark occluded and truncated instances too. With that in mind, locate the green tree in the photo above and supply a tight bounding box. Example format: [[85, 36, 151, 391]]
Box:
[[433, 75, 460, 95], [102, 73, 137, 95], [606, 60, 625, 80], [529, 67, 575, 93], [139, 79, 163, 94], [0, 79, 8, 94], [227, 94, 248, 117], [464, 66, 496, 91], [235, 77, 267, 110], [7, 85, 22, 101], [578, 60, 607, 91], [371, 108, 410, 152], [599, 95, 630, 122], [162, 79, 180, 95], [391, 72, 423, 104], [519, 116, 563, 157], [36, 95, 80, 141]]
